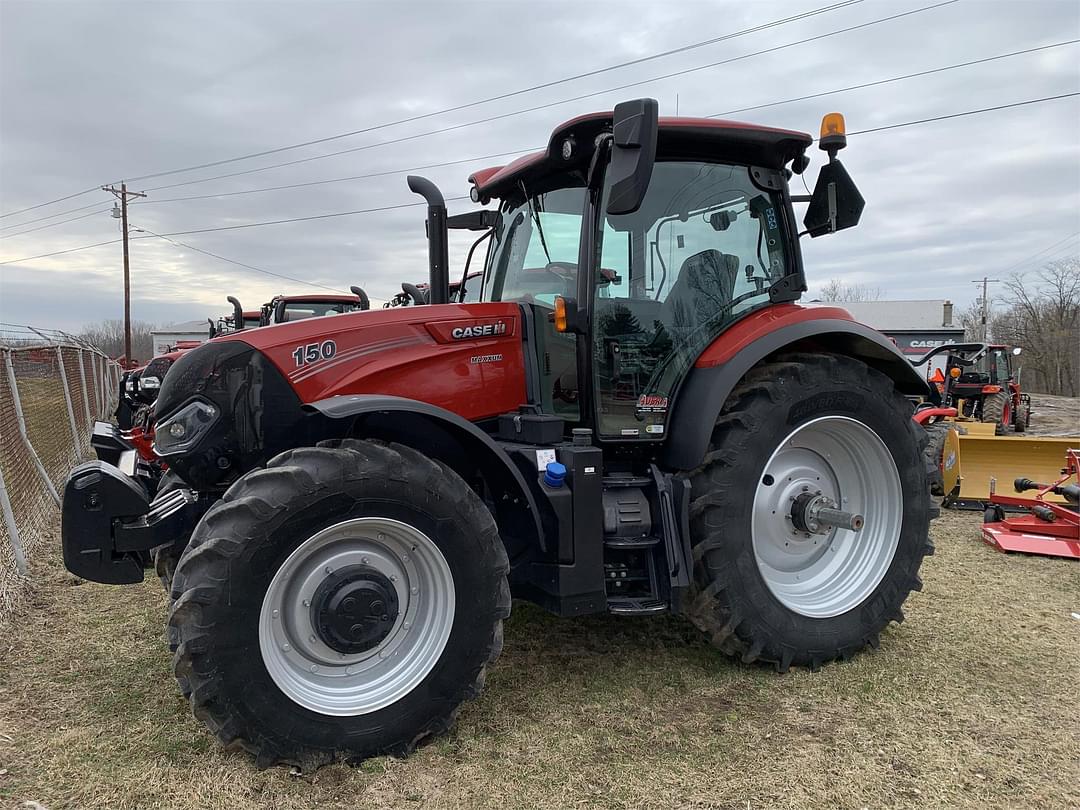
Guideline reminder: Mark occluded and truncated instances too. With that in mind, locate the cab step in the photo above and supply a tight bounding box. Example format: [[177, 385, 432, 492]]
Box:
[[608, 597, 667, 616], [604, 535, 661, 549]]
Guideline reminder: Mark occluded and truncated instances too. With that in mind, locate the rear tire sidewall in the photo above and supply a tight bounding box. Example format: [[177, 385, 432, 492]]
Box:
[[696, 363, 928, 656], [189, 476, 502, 754]]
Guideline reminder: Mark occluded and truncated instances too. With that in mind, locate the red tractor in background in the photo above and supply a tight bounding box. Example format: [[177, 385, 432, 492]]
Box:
[[921, 342, 1030, 433], [63, 100, 937, 770]]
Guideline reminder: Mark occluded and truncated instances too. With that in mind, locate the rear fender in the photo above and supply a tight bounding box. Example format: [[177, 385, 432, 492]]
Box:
[[305, 395, 544, 552], [662, 315, 936, 470]]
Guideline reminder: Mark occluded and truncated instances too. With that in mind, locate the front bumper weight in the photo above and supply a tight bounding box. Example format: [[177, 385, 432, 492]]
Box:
[[62, 461, 201, 584], [90, 421, 133, 467]]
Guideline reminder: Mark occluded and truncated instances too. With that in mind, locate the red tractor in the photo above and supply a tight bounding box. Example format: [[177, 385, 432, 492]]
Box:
[[213, 289, 371, 336], [63, 101, 936, 769], [920, 342, 1030, 433]]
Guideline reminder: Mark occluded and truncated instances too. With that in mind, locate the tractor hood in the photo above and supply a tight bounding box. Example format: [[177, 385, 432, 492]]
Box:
[[210, 301, 527, 421], [153, 302, 527, 488]]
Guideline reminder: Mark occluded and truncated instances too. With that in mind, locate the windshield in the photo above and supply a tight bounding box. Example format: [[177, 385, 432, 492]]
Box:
[[280, 301, 360, 321], [482, 184, 586, 307]]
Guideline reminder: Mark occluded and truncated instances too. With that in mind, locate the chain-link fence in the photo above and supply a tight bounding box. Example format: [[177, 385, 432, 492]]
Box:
[[0, 324, 121, 620]]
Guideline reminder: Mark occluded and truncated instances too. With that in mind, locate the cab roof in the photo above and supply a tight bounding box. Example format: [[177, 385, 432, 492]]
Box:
[[272, 294, 359, 304], [468, 111, 812, 200]]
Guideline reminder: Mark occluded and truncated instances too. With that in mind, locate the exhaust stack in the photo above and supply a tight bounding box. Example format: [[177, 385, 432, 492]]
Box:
[[406, 175, 450, 305], [227, 296, 244, 330]]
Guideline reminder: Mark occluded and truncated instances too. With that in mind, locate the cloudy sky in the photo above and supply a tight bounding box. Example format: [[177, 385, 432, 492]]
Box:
[[1, 0, 1077, 333]]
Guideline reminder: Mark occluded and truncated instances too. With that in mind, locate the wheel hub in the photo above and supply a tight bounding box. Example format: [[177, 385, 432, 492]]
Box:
[[751, 416, 902, 618], [311, 566, 399, 654]]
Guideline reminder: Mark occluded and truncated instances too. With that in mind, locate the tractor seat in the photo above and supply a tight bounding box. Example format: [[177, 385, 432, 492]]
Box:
[[661, 249, 740, 333]]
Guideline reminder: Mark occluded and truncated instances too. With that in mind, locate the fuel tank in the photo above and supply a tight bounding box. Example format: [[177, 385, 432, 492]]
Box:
[[216, 302, 527, 421]]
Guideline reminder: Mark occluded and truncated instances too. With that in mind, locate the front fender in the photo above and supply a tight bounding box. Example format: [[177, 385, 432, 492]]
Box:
[[661, 313, 937, 471], [305, 394, 544, 552]]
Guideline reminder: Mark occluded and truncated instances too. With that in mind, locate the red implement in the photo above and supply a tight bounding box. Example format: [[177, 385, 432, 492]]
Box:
[[980, 450, 1080, 559]]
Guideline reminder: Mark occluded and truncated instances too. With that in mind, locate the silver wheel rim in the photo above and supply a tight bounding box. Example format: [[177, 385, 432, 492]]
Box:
[[751, 416, 902, 619], [258, 517, 455, 716]]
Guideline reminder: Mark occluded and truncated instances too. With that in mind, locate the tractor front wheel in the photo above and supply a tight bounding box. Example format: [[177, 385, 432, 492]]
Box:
[[168, 440, 510, 769], [981, 391, 1011, 435], [685, 353, 935, 671]]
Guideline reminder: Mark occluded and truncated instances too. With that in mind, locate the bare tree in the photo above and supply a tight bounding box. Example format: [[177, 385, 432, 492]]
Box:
[[957, 299, 985, 341], [818, 279, 884, 302], [78, 319, 158, 364], [993, 258, 1079, 396]]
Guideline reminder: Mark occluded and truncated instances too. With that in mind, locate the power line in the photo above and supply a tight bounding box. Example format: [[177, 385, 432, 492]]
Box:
[[134, 149, 537, 204], [998, 230, 1080, 275], [0, 208, 113, 240], [0, 238, 122, 265], [0, 199, 107, 232], [0, 186, 100, 220], [135, 37, 1075, 209], [3, 89, 1075, 267], [711, 38, 1079, 117], [118, 1, 865, 185], [144, 198, 469, 238], [844, 91, 1079, 137], [132, 225, 349, 293], [138, 0, 958, 194]]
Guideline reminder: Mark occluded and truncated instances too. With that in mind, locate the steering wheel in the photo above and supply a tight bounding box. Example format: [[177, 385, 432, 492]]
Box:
[[401, 282, 427, 306]]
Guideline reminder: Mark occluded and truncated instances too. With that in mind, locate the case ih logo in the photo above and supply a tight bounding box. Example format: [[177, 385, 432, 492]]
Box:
[[451, 321, 508, 340]]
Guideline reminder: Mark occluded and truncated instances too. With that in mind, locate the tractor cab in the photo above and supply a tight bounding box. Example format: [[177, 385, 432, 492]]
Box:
[[261, 293, 367, 326], [428, 100, 864, 440]]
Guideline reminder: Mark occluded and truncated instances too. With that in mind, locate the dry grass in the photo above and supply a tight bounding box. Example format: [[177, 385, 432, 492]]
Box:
[[0, 509, 1077, 809]]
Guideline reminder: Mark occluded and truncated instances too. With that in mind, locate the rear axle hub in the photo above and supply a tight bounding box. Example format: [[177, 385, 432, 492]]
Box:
[[310, 565, 399, 654], [790, 491, 864, 534]]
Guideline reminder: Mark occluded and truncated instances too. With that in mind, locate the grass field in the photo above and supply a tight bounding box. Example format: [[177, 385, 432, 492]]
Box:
[[0, 509, 1076, 809]]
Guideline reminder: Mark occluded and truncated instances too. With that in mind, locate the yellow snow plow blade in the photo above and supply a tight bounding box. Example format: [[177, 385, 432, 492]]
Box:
[[951, 434, 1078, 506]]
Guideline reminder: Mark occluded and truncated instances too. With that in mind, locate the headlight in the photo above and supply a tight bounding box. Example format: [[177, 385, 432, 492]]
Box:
[[153, 400, 219, 456], [140, 375, 161, 390]]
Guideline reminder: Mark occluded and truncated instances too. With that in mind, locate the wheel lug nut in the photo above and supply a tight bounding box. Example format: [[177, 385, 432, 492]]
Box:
[[361, 556, 369, 565], [272, 609, 279, 618], [324, 566, 333, 574], [282, 643, 291, 651], [302, 599, 311, 607], [310, 665, 318, 673]]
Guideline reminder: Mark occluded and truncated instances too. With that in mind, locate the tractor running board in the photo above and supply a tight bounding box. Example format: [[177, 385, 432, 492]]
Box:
[[604, 535, 661, 549], [608, 597, 668, 616]]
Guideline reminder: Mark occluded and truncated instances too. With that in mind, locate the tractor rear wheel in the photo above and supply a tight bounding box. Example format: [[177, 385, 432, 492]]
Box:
[[923, 423, 950, 497], [167, 440, 509, 769], [685, 353, 935, 671], [981, 391, 1011, 435], [1013, 400, 1029, 433]]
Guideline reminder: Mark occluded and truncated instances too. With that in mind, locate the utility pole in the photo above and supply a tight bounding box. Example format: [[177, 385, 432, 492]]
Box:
[[970, 276, 1001, 342], [102, 183, 146, 365]]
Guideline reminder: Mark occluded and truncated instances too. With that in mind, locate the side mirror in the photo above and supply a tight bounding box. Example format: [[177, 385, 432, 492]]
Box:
[[606, 98, 659, 216], [803, 158, 865, 237], [1012, 347, 1022, 356]]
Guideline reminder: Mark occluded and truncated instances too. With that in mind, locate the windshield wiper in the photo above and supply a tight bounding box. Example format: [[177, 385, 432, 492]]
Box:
[[521, 181, 552, 264]]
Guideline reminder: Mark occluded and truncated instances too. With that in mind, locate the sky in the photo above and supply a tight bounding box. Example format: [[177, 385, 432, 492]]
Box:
[[0, 0, 1077, 333]]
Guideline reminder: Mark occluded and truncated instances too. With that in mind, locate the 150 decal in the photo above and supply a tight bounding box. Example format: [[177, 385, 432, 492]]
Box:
[[292, 340, 337, 367]]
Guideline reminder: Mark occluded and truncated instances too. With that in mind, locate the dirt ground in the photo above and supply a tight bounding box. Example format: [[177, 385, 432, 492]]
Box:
[[1027, 393, 1080, 437], [0, 507, 1077, 810]]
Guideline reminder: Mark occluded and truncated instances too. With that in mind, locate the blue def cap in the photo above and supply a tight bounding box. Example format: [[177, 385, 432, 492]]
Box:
[[543, 461, 567, 487]]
